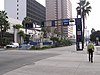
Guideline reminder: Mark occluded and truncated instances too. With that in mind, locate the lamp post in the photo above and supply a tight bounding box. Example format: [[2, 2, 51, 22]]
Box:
[[86, 29, 89, 46], [56, 0, 59, 35], [61, 0, 64, 40], [96, 37, 99, 46]]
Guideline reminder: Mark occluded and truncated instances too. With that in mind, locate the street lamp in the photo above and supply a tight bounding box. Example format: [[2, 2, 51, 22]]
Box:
[[86, 29, 89, 46]]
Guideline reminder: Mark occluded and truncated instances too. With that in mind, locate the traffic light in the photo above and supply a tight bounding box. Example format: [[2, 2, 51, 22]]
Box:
[[25, 23, 33, 29], [63, 19, 69, 26], [28, 23, 33, 28], [51, 20, 55, 27], [41, 21, 44, 27]]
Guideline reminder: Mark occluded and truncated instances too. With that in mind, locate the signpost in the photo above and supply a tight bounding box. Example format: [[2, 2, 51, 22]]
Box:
[[63, 19, 69, 26], [41, 18, 83, 51], [75, 18, 83, 50]]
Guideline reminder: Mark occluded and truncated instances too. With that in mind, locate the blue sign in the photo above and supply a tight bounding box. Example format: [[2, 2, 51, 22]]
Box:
[[75, 18, 82, 30], [63, 19, 69, 26]]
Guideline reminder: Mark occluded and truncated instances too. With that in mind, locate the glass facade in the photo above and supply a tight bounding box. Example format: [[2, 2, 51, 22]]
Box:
[[27, 0, 46, 25]]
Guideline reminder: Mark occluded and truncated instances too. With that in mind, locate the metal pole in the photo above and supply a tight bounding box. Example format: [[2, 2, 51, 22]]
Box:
[[56, 0, 59, 36], [61, 0, 63, 40]]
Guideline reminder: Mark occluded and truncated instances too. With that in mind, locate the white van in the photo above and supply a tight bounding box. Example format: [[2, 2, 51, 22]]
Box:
[[6, 43, 19, 48]]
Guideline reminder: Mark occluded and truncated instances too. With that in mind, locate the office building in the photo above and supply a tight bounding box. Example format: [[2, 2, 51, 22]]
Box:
[[46, 0, 73, 38], [4, 0, 46, 25]]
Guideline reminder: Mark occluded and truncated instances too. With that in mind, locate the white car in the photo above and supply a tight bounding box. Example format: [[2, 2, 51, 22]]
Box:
[[6, 43, 19, 48]]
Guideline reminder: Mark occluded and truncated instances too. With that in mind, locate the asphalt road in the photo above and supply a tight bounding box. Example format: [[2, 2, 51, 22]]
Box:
[[0, 50, 59, 75]]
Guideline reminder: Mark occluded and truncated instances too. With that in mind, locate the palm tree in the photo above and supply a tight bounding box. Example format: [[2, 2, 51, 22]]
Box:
[[54, 28, 61, 37], [76, 0, 92, 48], [41, 26, 51, 38], [0, 11, 10, 46], [22, 17, 32, 34], [13, 24, 22, 43], [18, 30, 25, 44], [91, 28, 95, 34]]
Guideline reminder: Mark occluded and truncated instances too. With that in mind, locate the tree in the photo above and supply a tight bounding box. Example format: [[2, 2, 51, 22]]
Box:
[[54, 28, 61, 37], [41, 28, 47, 38], [41, 27, 51, 38], [23, 35, 30, 44], [13, 24, 23, 30], [22, 17, 32, 34], [13, 24, 23, 43], [76, 0, 92, 48], [90, 30, 100, 42], [50, 37, 59, 45], [91, 28, 95, 34], [0, 11, 10, 46], [18, 30, 25, 44]]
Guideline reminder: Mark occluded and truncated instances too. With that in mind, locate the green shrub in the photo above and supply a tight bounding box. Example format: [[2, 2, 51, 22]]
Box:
[[30, 46, 35, 50], [42, 46, 52, 49]]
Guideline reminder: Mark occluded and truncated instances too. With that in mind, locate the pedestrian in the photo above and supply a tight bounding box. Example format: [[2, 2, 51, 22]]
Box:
[[87, 41, 95, 63]]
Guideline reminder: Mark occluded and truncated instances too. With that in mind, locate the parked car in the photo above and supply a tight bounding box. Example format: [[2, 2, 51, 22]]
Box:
[[6, 43, 19, 48], [19, 44, 32, 50]]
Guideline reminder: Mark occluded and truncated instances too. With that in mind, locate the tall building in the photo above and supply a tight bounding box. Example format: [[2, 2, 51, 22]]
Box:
[[46, 0, 73, 38], [4, 0, 46, 25]]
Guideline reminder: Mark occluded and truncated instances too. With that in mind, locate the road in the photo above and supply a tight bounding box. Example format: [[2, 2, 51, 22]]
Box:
[[0, 45, 99, 75], [0, 50, 59, 75]]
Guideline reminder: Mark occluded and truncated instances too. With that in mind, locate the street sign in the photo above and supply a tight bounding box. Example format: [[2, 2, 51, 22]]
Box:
[[75, 18, 83, 50], [77, 31, 81, 35], [63, 19, 69, 26], [75, 18, 82, 42], [69, 19, 75, 25], [75, 18, 82, 31]]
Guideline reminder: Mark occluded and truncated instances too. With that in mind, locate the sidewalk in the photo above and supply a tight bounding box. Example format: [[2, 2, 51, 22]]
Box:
[[3, 46, 100, 75], [0, 48, 5, 51]]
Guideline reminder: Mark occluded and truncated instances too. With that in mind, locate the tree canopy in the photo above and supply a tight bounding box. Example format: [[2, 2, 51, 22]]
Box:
[[76, 0, 92, 18], [0, 11, 10, 46], [90, 30, 100, 42], [0, 11, 10, 32]]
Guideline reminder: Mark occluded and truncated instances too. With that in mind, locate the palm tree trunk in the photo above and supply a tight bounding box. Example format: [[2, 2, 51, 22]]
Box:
[[0, 25, 3, 46]]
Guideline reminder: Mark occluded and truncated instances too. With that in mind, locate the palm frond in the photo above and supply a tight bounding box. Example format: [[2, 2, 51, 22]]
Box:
[[76, 6, 80, 10], [76, 0, 92, 19], [85, 1, 90, 7], [87, 6, 92, 10], [77, 2, 81, 6]]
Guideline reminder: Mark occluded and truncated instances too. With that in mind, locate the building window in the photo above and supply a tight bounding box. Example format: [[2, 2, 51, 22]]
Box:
[[17, 8, 19, 11], [17, 4, 19, 7], [17, 0, 19, 2], [17, 17, 19, 19], [17, 13, 19, 15]]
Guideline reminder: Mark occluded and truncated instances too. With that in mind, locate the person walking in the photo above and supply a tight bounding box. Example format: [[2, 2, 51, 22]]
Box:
[[87, 41, 94, 63]]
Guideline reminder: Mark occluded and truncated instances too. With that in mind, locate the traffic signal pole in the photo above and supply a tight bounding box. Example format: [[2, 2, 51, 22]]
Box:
[[41, 18, 83, 51], [56, 0, 59, 36]]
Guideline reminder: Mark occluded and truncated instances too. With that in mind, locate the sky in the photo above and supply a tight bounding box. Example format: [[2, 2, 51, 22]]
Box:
[[0, 0, 100, 34]]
